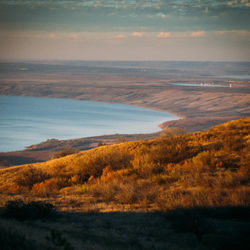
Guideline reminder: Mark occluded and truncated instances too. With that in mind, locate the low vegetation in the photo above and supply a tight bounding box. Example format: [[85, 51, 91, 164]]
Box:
[[0, 117, 249, 249], [0, 224, 38, 250], [0, 117, 249, 211], [52, 146, 79, 159], [3, 200, 55, 221]]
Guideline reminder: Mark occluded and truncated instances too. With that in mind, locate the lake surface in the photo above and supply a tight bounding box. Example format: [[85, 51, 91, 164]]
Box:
[[168, 83, 225, 87], [0, 96, 178, 152]]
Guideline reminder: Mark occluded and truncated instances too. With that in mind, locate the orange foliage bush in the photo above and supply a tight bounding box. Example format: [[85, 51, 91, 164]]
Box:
[[32, 179, 58, 196], [14, 166, 50, 191]]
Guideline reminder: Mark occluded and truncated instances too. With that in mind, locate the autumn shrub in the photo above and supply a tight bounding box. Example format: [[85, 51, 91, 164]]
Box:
[[152, 174, 169, 185], [130, 135, 202, 179], [236, 166, 250, 184], [155, 186, 222, 210], [158, 189, 194, 210], [94, 166, 160, 205], [223, 135, 245, 152], [32, 179, 59, 196], [91, 175, 160, 206], [149, 135, 198, 165], [75, 148, 132, 183], [32, 181, 51, 196], [78, 183, 89, 194], [228, 187, 250, 206], [53, 146, 78, 159], [130, 157, 155, 178], [15, 166, 50, 191], [114, 180, 140, 204], [91, 179, 120, 202]]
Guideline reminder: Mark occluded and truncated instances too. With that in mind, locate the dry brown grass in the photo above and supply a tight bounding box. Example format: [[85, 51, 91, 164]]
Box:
[[0, 117, 249, 212]]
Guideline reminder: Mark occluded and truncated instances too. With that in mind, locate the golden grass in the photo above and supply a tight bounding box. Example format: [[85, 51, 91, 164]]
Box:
[[0, 117, 249, 212]]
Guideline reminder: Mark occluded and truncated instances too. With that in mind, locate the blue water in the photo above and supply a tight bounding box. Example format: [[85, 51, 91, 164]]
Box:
[[0, 96, 178, 152], [168, 83, 225, 87]]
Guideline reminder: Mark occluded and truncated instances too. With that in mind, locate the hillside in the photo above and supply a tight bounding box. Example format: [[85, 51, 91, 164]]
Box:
[[0, 133, 159, 167], [0, 117, 249, 250], [0, 117, 249, 211]]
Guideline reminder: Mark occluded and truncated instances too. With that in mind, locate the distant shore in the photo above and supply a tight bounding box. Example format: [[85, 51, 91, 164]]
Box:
[[0, 92, 242, 168], [0, 61, 249, 167]]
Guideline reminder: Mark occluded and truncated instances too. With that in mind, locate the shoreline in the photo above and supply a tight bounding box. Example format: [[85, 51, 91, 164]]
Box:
[[0, 94, 180, 154], [0, 94, 242, 153], [0, 70, 249, 167], [0, 93, 185, 119]]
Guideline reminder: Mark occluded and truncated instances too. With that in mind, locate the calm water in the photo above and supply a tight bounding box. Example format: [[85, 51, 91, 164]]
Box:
[[168, 83, 225, 87], [0, 96, 178, 152]]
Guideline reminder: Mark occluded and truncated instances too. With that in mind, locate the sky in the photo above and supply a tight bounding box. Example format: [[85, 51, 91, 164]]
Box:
[[0, 0, 249, 61]]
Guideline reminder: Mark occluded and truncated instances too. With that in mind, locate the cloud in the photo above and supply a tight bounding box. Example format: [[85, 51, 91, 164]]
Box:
[[131, 32, 144, 37], [227, 0, 238, 6], [49, 33, 60, 40], [1, 0, 250, 10], [69, 33, 80, 40], [0, 0, 249, 34], [115, 34, 126, 39], [240, 0, 250, 7], [157, 31, 206, 39], [156, 13, 167, 19], [157, 32, 172, 38], [190, 31, 206, 38], [1, 29, 249, 61], [49, 32, 83, 40]]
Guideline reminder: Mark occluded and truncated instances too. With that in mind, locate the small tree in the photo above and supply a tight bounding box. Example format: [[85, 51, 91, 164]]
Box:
[[53, 146, 78, 159]]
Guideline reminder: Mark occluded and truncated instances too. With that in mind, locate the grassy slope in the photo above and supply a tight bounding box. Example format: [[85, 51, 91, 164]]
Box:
[[0, 117, 249, 211], [0, 117, 249, 250]]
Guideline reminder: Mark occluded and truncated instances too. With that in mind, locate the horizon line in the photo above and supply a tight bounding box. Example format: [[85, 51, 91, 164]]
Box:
[[1, 59, 250, 63]]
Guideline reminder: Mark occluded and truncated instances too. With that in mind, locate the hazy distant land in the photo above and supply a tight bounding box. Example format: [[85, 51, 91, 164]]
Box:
[[0, 61, 249, 166]]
